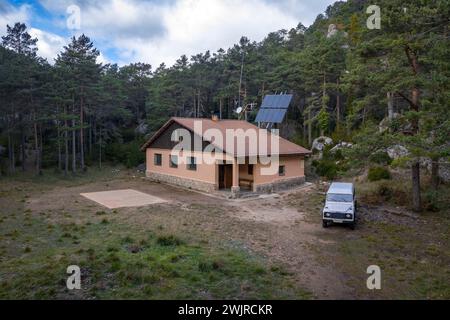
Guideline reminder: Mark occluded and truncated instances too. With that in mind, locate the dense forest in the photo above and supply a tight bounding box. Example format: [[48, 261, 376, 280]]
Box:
[[0, 0, 449, 211]]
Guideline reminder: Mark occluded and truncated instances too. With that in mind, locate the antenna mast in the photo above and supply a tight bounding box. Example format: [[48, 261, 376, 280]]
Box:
[[238, 49, 245, 109]]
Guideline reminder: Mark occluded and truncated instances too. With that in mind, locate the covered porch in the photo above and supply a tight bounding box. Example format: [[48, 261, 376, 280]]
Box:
[[216, 158, 255, 197]]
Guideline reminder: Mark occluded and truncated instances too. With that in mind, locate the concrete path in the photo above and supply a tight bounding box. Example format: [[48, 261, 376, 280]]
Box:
[[80, 189, 167, 209]]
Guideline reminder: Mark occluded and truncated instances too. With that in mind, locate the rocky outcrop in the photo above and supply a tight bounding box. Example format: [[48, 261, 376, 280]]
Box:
[[135, 121, 149, 135], [312, 136, 333, 152], [379, 113, 412, 134], [327, 24, 339, 38], [386, 145, 409, 159], [439, 163, 450, 183], [330, 141, 353, 153]]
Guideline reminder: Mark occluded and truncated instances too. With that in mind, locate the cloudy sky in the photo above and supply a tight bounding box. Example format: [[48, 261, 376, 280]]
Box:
[[0, 0, 336, 66]]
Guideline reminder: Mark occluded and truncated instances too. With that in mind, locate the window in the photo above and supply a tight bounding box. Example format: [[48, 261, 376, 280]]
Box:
[[326, 193, 353, 202], [187, 157, 197, 171], [170, 155, 178, 168], [154, 153, 162, 166], [248, 164, 254, 175], [278, 165, 285, 176], [172, 129, 183, 142]]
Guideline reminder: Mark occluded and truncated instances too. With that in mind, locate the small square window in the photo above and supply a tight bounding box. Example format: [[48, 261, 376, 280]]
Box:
[[248, 164, 254, 175], [278, 165, 285, 176], [187, 157, 197, 171], [154, 153, 162, 166], [170, 155, 178, 168], [172, 129, 183, 142]]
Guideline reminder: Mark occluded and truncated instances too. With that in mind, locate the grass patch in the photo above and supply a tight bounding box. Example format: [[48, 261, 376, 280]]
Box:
[[0, 168, 309, 299], [156, 235, 184, 247]]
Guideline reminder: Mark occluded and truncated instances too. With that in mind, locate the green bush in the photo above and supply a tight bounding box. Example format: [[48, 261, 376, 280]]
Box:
[[156, 235, 184, 246], [333, 149, 344, 161], [312, 159, 338, 180], [376, 182, 393, 200], [423, 190, 441, 212], [369, 151, 392, 165], [105, 140, 145, 168], [368, 166, 391, 181]]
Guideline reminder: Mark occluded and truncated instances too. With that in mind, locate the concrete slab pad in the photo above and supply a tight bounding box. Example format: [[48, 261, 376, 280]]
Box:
[[80, 189, 167, 209]]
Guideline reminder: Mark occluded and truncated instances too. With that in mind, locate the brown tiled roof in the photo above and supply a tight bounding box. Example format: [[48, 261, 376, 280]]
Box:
[[141, 117, 311, 156]]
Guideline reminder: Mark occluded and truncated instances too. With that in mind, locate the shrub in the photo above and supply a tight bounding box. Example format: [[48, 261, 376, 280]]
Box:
[[376, 183, 392, 200], [368, 166, 391, 181], [156, 235, 183, 246], [333, 149, 344, 161], [313, 159, 338, 180], [198, 260, 223, 273], [369, 151, 392, 165], [104, 140, 145, 168], [423, 190, 441, 212]]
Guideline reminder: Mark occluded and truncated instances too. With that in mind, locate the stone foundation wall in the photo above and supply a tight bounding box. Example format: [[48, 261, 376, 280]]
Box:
[[254, 176, 305, 193], [146, 171, 217, 193]]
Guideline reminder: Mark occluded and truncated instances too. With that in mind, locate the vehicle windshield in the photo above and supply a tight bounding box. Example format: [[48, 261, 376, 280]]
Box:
[[326, 193, 353, 202]]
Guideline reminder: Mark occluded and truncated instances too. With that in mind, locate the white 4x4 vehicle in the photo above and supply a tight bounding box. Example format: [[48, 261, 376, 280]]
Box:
[[322, 182, 357, 230]]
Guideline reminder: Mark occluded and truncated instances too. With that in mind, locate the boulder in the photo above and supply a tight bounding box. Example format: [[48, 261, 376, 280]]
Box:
[[326, 24, 339, 38], [379, 113, 400, 133], [136, 163, 146, 173], [439, 163, 450, 183], [326, 24, 348, 39], [330, 141, 353, 153], [379, 113, 413, 134], [386, 145, 409, 160], [312, 136, 333, 152], [135, 121, 149, 135]]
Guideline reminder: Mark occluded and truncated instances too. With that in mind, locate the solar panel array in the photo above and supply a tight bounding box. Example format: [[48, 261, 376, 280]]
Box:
[[255, 94, 292, 123]]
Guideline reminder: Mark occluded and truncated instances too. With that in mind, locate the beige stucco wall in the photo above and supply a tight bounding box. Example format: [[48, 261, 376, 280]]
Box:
[[253, 155, 304, 186], [146, 148, 222, 184], [146, 148, 305, 191]]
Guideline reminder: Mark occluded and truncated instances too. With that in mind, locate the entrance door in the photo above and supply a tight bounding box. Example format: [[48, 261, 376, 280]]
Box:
[[218, 164, 233, 189]]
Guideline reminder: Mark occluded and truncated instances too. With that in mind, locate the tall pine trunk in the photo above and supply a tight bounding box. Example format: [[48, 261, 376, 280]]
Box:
[[99, 127, 102, 170], [38, 123, 43, 175], [387, 92, 394, 120], [72, 100, 77, 174], [8, 130, 15, 174], [308, 108, 312, 146], [64, 106, 69, 177], [34, 117, 40, 175], [193, 93, 196, 118], [57, 106, 62, 172], [20, 120, 25, 172], [411, 87, 421, 212], [412, 160, 421, 211], [89, 116, 93, 155], [404, 46, 422, 212], [80, 87, 85, 171], [336, 78, 341, 128], [431, 159, 440, 190]]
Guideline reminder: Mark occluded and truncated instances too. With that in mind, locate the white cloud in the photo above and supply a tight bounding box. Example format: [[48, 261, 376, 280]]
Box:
[[0, 3, 31, 35], [0, 3, 64, 64], [29, 28, 67, 63], [124, 0, 301, 66], [31, 0, 337, 66]]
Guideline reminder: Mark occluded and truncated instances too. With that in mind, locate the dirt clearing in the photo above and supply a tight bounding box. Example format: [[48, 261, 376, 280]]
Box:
[[1, 168, 448, 299]]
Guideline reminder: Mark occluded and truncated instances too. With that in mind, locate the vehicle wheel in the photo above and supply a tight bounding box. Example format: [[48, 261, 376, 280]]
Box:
[[322, 220, 328, 228]]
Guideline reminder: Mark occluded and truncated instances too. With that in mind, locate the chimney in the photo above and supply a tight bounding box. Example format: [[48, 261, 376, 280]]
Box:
[[211, 114, 219, 122]]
